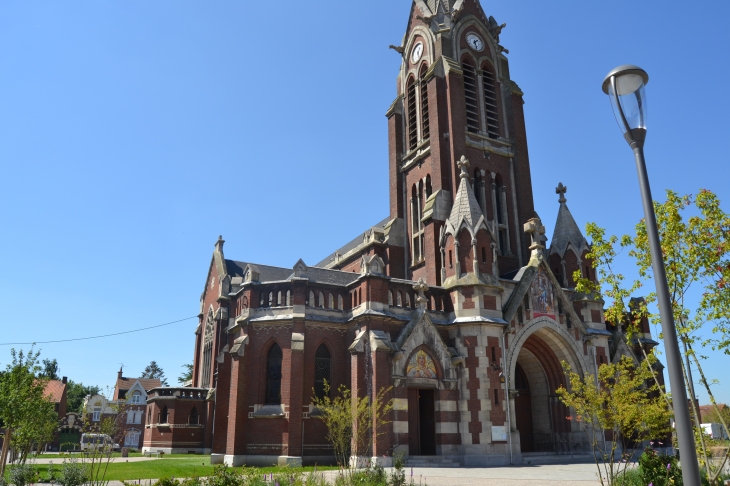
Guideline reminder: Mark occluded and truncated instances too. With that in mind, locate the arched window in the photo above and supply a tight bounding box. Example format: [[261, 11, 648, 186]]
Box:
[[405, 293, 411, 308], [337, 294, 343, 310], [388, 290, 394, 306], [493, 174, 510, 255], [265, 344, 283, 405], [201, 311, 214, 388], [425, 174, 432, 199], [277, 291, 282, 306], [260, 292, 266, 307], [313, 345, 332, 399], [358, 288, 362, 305], [474, 169, 485, 215], [462, 58, 480, 133], [160, 405, 168, 424], [411, 182, 425, 263], [420, 64, 430, 141], [328, 293, 334, 309], [406, 76, 418, 150], [319, 291, 325, 308], [189, 407, 199, 425], [309, 291, 315, 307], [286, 290, 291, 306], [268, 292, 274, 307], [482, 66, 500, 138], [397, 291, 403, 307], [148, 407, 151, 424]]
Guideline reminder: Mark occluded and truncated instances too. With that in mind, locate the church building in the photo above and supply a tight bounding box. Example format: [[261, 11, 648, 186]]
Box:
[[142, 0, 658, 467]]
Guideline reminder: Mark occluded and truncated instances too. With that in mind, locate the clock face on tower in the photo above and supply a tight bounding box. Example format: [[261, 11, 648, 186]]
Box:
[[466, 33, 484, 52], [411, 43, 424, 63]]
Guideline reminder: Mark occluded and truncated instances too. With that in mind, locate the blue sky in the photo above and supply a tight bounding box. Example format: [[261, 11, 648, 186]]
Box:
[[1, 0, 728, 404]]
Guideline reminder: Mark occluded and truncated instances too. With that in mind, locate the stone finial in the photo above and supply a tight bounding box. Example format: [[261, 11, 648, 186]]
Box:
[[556, 183, 567, 204], [524, 217, 546, 254], [215, 235, 225, 251], [413, 278, 429, 310], [457, 155, 470, 181]]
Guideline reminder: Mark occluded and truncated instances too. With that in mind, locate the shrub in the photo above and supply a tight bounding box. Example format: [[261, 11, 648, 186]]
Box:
[[9, 463, 39, 486], [154, 478, 181, 486], [56, 458, 89, 486], [180, 477, 205, 486], [638, 448, 683, 486]]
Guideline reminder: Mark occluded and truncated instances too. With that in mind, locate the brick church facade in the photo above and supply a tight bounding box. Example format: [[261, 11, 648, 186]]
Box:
[[143, 0, 658, 466]]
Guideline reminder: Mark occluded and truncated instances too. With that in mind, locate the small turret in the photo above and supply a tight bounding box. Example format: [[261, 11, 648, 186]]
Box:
[[548, 183, 590, 287]]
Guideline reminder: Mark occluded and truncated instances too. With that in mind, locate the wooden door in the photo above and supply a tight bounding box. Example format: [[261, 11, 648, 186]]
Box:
[[419, 389, 436, 455], [515, 363, 534, 452], [408, 388, 421, 455]]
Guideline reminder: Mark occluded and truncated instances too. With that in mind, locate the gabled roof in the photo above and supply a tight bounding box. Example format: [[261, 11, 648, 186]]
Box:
[[116, 377, 161, 394], [44, 380, 66, 403], [443, 156, 491, 241], [315, 217, 391, 268], [549, 183, 589, 259]]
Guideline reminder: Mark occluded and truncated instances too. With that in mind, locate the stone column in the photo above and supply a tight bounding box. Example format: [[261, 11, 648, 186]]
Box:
[[282, 330, 305, 464]]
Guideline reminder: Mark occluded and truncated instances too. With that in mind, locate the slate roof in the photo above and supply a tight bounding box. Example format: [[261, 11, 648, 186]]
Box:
[[227, 260, 361, 287], [44, 380, 66, 403], [315, 218, 391, 268], [226, 260, 293, 282], [549, 197, 589, 258]]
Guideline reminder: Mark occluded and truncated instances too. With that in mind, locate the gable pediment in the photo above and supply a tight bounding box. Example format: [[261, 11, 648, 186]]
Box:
[[503, 256, 587, 336]]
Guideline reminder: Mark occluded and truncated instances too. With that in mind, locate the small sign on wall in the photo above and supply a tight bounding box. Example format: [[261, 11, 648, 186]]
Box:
[[491, 425, 507, 442]]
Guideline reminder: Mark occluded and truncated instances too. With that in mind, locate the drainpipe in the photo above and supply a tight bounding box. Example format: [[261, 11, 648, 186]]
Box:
[[502, 333, 513, 465]]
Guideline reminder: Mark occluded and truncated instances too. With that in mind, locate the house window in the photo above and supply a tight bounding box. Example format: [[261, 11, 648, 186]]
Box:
[[462, 59, 480, 133], [130, 391, 142, 404], [126, 411, 133, 424], [124, 429, 140, 447], [265, 344, 283, 405], [313, 345, 332, 399], [93, 407, 101, 422]]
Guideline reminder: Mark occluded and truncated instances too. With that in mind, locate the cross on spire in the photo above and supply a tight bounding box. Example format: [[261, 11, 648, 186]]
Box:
[[556, 183, 567, 204], [457, 155, 470, 180]]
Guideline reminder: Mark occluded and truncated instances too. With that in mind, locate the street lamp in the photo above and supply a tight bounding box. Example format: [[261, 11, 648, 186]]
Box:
[[602, 65, 701, 486]]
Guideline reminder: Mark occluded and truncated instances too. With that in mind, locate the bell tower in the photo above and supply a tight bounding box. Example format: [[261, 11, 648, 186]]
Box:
[[387, 0, 536, 286]]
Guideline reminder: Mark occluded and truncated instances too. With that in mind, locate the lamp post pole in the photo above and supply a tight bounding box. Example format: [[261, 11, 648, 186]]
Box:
[[603, 65, 701, 486]]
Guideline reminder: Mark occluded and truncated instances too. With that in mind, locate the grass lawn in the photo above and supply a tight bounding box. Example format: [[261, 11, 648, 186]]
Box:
[[6, 458, 338, 482]]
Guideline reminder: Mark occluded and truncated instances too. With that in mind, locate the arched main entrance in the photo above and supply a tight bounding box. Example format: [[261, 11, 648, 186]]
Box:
[[509, 318, 589, 454]]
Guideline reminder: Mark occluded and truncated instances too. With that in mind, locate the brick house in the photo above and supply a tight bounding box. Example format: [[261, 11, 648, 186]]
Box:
[[43, 378, 68, 451], [143, 0, 661, 467], [113, 370, 161, 450]]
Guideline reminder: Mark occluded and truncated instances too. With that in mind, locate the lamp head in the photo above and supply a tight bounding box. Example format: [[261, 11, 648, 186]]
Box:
[[602, 65, 649, 147]]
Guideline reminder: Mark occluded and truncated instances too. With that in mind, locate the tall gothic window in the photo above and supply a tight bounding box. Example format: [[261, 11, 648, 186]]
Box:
[[474, 169, 485, 215], [419, 64, 430, 141], [406, 77, 418, 150], [313, 345, 332, 399], [189, 407, 199, 425], [201, 311, 214, 388], [411, 182, 425, 263], [494, 174, 510, 255], [482, 67, 500, 138], [462, 59, 480, 133], [265, 344, 283, 405]]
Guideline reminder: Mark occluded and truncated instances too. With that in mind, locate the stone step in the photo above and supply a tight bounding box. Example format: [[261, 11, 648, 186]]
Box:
[[520, 452, 595, 465], [405, 456, 461, 468]]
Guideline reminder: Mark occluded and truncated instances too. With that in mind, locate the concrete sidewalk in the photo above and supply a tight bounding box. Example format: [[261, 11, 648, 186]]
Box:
[[323, 464, 605, 486]]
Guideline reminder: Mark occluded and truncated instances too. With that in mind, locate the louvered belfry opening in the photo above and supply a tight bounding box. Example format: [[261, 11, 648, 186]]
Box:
[[420, 64, 430, 141], [482, 68, 500, 138], [314, 344, 332, 399], [462, 59, 480, 134], [407, 77, 418, 150]]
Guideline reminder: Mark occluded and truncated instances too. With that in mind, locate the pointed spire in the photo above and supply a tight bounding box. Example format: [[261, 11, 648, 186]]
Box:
[[447, 156, 484, 230], [549, 183, 589, 258]]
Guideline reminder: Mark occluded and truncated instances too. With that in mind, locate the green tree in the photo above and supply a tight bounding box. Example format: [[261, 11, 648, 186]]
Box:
[[311, 382, 393, 473], [0, 348, 58, 475], [557, 356, 672, 486], [177, 363, 193, 384], [574, 189, 730, 485], [141, 361, 167, 386], [39, 358, 60, 380], [66, 381, 102, 414]]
